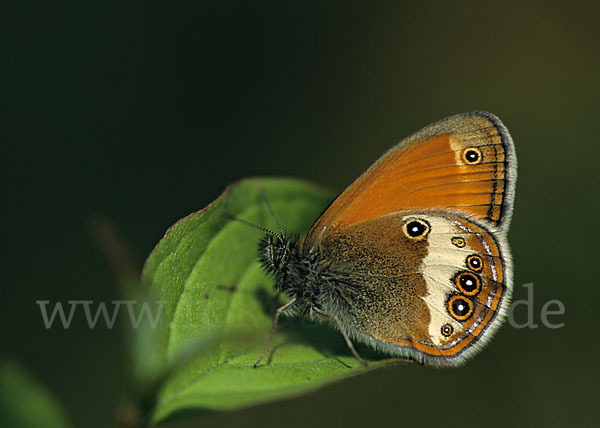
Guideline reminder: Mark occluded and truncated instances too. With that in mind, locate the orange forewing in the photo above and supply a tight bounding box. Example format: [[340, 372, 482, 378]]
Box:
[[306, 113, 514, 246]]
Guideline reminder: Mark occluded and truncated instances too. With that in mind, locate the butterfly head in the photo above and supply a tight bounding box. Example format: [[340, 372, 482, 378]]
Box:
[[258, 233, 290, 276]]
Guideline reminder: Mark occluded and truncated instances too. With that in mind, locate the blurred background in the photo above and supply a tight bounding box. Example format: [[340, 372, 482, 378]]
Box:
[[4, 1, 599, 427]]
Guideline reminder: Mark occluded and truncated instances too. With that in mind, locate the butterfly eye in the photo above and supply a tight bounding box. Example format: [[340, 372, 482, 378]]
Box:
[[466, 254, 484, 272], [454, 271, 481, 296], [403, 219, 430, 240], [462, 147, 482, 164], [447, 295, 474, 321], [451, 237, 466, 248], [441, 323, 454, 337]]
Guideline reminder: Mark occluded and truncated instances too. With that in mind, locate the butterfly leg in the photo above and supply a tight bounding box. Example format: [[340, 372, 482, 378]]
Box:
[[373, 355, 424, 367], [312, 306, 368, 367], [253, 298, 297, 368]]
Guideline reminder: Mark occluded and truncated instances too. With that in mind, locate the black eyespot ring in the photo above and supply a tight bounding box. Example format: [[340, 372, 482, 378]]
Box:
[[454, 271, 481, 296], [441, 323, 454, 337], [447, 295, 474, 321], [462, 147, 483, 164], [403, 218, 430, 240], [466, 254, 484, 272], [451, 237, 466, 248]]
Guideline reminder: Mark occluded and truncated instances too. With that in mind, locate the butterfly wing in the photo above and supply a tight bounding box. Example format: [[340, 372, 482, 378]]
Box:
[[306, 112, 516, 248], [316, 210, 511, 366]]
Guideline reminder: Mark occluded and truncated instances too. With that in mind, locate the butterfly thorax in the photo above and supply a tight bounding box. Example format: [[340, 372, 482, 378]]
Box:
[[258, 234, 335, 316]]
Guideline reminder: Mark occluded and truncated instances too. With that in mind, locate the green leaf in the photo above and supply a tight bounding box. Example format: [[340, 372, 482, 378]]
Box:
[[0, 359, 72, 428], [142, 177, 388, 423]]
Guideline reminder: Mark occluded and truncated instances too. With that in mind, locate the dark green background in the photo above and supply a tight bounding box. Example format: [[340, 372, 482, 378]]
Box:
[[4, 1, 599, 427]]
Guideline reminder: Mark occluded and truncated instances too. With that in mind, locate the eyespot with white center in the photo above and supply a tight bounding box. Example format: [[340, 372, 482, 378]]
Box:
[[453, 271, 481, 296], [466, 254, 484, 272], [441, 323, 454, 337], [462, 147, 483, 164], [447, 295, 474, 321], [402, 218, 430, 240]]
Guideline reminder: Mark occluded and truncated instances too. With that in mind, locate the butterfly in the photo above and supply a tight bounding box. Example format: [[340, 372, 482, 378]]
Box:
[[253, 112, 516, 367]]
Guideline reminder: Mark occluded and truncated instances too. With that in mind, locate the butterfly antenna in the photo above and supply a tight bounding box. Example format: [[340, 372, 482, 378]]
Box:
[[221, 213, 282, 240], [258, 187, 285, 238]]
